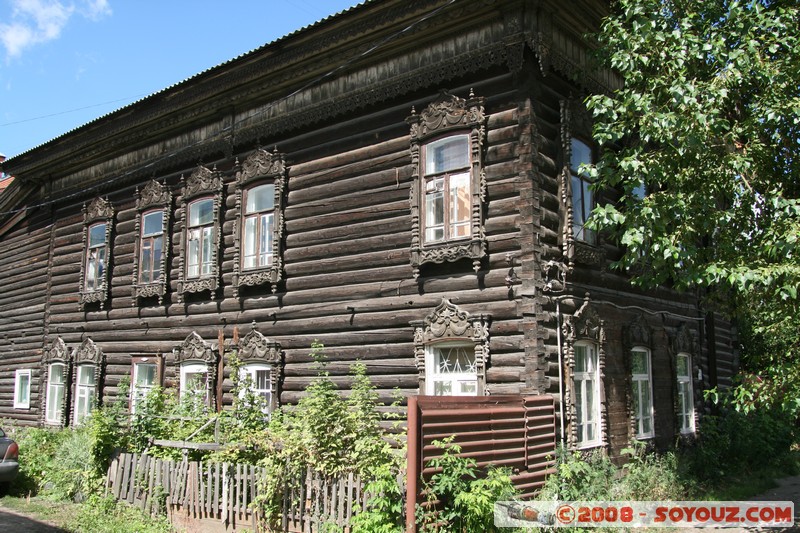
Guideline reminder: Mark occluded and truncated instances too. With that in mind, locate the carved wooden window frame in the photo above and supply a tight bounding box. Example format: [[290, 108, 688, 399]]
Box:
[[671, 323, 698, 436], [130, 354, 164, 413], [42, 337, 72, 427], [173, 332, 219, 410], [177, 166, 223, 301], [561, 298, 608, 450], [237, 324, 282, 413], [411, 298, 491, 396], [559, 98, 603, 269], [79, 197, 114, 310], [232, 149, 287, 296], [132, 180, 172, 305], [407, 92, 487, 279], [71, 338, 104, 426], [624, 314, 655, 440]]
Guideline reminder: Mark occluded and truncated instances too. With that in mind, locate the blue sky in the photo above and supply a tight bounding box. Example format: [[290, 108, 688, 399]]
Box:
[[0, 0, 359, 158]]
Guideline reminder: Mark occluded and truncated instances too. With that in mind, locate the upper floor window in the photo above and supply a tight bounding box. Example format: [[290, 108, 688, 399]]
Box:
[[407, 92, 487, 278], [232, 149, 287, 296], [85, 223, 107, 291], [178, 166, 222, 301], [631, 347, 654, 439], [570, 138, 596, 245], [79, 197, 114, 309], [187, 198, 215, 279], [14, 369, 31, 409], [243, 184, 275, 270], [140, 211, 164, 284], [676, 353, 695, 434], [422, 135, 471, 244], [574, 341, 601, 447]]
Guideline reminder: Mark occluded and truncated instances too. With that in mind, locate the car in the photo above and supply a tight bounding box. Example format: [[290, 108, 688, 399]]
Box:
[[0, 427, 19, 483]]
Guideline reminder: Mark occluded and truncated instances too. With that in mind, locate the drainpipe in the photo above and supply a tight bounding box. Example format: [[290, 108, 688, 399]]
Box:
[[556, 298, 565, 446]]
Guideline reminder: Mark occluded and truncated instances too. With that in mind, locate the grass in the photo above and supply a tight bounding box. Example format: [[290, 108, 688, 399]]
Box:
[[0, 494, 79, 528]]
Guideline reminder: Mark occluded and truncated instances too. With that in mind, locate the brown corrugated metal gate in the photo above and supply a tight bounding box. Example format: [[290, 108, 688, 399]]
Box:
[[406, 395, 556, 532]]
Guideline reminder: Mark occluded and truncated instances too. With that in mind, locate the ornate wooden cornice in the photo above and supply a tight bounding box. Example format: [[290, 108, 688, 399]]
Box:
[[624, 314, 653, 349], [237, 323, 282, 364], [174, 332, 218, 365], [43, 337, 71, 362]]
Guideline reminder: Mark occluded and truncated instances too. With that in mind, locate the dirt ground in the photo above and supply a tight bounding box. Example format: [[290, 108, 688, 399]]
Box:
[[0, 505, 66, 532]]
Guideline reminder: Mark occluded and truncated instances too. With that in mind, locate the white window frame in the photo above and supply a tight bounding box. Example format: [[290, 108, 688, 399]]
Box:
[[425, 341, 478, 397], [239, 363, 274, 413], [676, 352, 695, 434], [131, 357, 159, 413], [186, 198, 215, 279], [74, 364, 97, 425], [139, 210, 165, 284], [570, 137, 596, 245], [242, 184, 276, 271], [14, 369, 31, 409], [85, 221, 108, 291], [574, 341, 601, 448], [631, 347, 655, 439], [45, 362, 67, 424], [180, 362, 209, 404], [421, 134, 472, 245]]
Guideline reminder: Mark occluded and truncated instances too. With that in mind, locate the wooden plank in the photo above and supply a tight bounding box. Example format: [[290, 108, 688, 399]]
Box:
[[214, 462, 220, 519]]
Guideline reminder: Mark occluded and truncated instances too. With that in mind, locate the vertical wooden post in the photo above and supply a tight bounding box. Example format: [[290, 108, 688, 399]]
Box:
[[406, 395, 419, 533], [217, 329, 225, 412]]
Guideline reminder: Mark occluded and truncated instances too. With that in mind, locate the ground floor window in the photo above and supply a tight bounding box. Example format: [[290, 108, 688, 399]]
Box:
[[14, 369, 31, 409], [46, 363, 66, 424], [180, 363, 209, 406], [676, 352, 695, 434], [575, 342, 600, 447], [631, 347, 654, 439], [239, 363, 274, 413], [131, 358, 159, 413], [74, 364, 97, 424], [426, 343, 477, 396]]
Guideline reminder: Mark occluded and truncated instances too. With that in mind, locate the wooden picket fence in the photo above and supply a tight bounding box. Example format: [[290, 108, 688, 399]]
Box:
[[105, 452, 383, 532]]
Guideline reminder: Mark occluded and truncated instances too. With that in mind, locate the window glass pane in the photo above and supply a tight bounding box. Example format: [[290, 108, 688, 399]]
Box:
[[246, 184, 274, 213], [425, 135, 469, 174], [152, 236, 162, 280], [260, 213, 273, 266], [425, 180, 444, 242], [141, 243, 152, 283], [574, 344, 587, 373], [136, 364, 157, 386], [677, 354, 689, 377], [631, 350, 648, 374], [17, 374, 30, 403], [434, 380, 452, 395], [254, 369, 271, 390], [143, 211, 163, 236], [570, 139, 592, 175], [50, 363, 65, 384], [89, 223, 106, 246], [449, 172, 471, 238], [189, 199, 213, 226], [78, 366, 96, 385], [243, 216, 257, 269], [187, 230, 200, 277], [202, 226, 213, 275]]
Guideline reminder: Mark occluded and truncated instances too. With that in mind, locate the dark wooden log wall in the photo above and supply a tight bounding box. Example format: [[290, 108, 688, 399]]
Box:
[[0, 207, 51, 425]]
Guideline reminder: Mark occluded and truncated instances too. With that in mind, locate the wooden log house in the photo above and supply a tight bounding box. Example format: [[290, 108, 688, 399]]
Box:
[[0, 0, 736, 457]]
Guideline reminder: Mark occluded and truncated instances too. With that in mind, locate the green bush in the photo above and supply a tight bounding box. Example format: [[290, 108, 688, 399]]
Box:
[[4, 426, 69, 496], [42, 427, 94, 501], [69, 494, 171, 533]]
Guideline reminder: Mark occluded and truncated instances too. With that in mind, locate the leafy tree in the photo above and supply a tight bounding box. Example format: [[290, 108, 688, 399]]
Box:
[[587, 0, 800, 414]]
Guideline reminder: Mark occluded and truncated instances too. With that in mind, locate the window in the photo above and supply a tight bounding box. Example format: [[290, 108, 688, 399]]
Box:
[[407, 92, 487, 278], [74, 364, 96, 424], [46, 363, 67, 424], [242, 184, 275, 270], [85, 223, 107, 291], [422, 135, 471, 244], [180, 363, 209, 404], [131, 357, 160, 413], [425, 343, 477, 396], [631, 347, 654, 439], [187, 199, 214, 279], [411, 298, 490, 397], [239, 363, 274, 413], [574, 342, 601, 447], [676, 353, 695, 434], [139, 211, 164, 284], [79, 197, 114, 309], [570, 138, 596, 245], [14, 369, 31, 409]]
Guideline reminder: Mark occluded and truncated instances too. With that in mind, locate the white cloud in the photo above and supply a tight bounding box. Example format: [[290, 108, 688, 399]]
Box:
[[0, 0, 111, 60]]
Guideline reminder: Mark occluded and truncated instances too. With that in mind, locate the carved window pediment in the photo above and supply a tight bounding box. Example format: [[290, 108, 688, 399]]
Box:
[[238, 324, 282, 365], [411, 298, 491, 396], [74, 338, 104, 365], [132, 180, 172, 305], [624, 314, 652, 349], [177, 166, 223, 301], [232, 149, 287, 296], [407, 91, 487, 278], [174, 331, 219, 410], [43, 337, 72, 363], [79, 197, 114, 310], [672, 323, 695, 354], [70, 338, 105, 426], [237, 324, 282, 413]]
